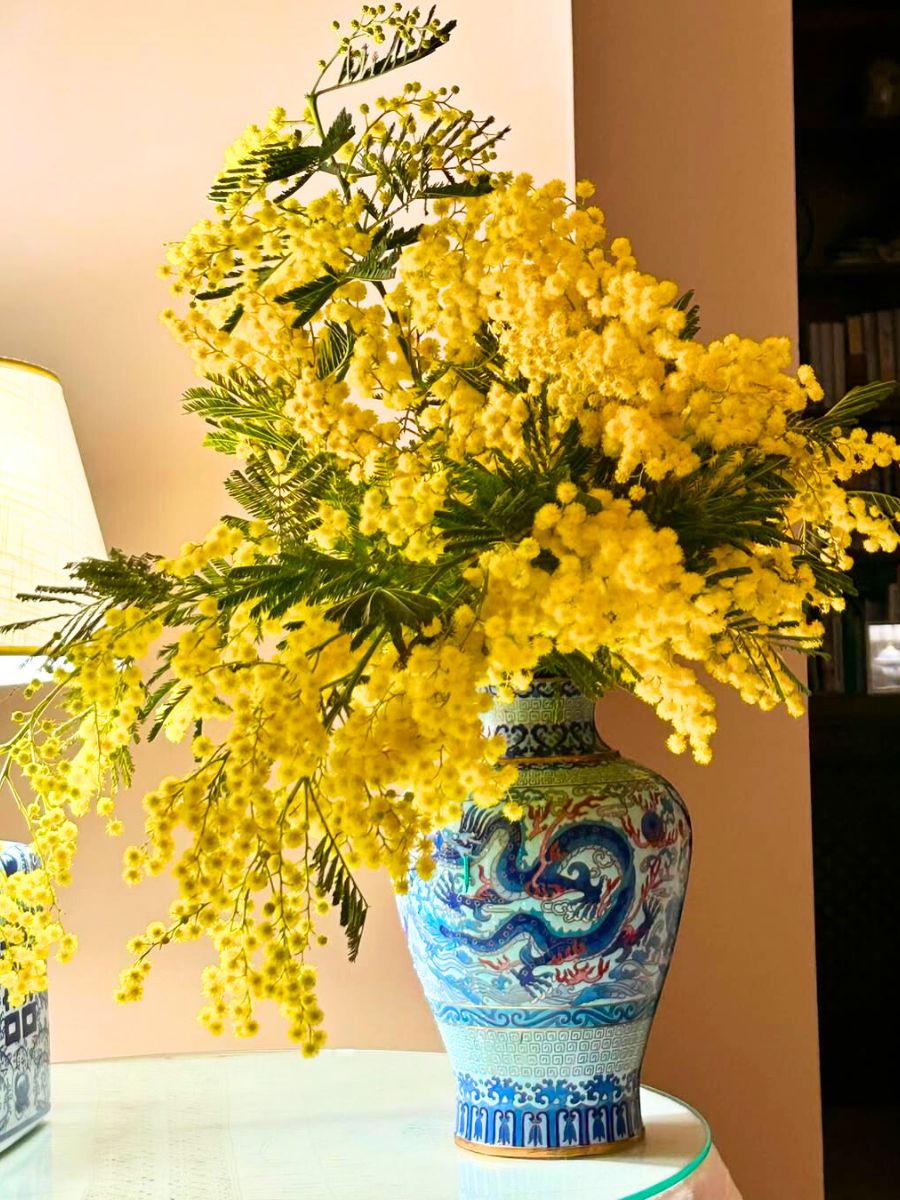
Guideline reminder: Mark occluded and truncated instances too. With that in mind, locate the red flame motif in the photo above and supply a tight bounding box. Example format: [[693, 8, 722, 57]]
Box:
[[553, 958, 610, 986], [479, 954, 513, 973]]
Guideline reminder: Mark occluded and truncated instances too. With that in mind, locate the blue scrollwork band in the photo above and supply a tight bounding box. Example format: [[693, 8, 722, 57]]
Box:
[[433, 999, 657, 1028]]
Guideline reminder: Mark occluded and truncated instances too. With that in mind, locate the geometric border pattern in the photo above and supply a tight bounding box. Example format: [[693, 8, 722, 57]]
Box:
[[433, 998, 656, 1028]]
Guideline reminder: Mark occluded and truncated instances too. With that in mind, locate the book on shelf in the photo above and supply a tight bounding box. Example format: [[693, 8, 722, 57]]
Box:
[[862, 311, 879, 385], [846, 315, 867, 388], [878, 310, 896, 381], [888, 582, 900, 624], [819, 612, 845, 694], [832, 320, 846, 401], [808, 321, 831, 403], [804, 308, 900, 411]]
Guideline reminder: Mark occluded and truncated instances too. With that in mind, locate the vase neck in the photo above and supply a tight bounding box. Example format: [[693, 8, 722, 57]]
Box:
[[481, 679, 606, 760]]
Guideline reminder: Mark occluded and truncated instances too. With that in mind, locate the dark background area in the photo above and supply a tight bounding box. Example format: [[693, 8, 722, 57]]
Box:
[[794, 4, 900, 1197]]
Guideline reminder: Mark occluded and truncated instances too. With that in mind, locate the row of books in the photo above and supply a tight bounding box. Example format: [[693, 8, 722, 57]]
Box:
[[811, 580, 900, 694], [806, 310, 900, 408]]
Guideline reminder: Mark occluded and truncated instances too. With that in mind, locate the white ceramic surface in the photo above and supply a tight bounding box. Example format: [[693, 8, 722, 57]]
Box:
[[0, 1048, 733, 1199]]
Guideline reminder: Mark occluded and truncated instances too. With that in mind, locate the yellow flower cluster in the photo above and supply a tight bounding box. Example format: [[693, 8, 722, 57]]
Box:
[[168, 168, 879, 762], [4, 10, 900, 1053], [358, 455, 448, 561], [0, 860, 75, 1009], [0, 608, 159, 1001], [93, 558, 512, 1052]]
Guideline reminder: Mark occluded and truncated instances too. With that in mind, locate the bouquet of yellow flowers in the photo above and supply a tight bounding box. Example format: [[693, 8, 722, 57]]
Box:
[[2, 3, 898, 1054]]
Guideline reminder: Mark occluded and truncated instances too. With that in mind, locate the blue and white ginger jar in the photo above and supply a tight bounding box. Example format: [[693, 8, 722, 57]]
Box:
[[0, 842, 51, 1154]]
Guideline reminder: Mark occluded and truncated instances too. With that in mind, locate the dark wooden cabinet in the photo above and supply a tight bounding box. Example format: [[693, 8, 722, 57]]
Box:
[[808, 694, 900, 1104]]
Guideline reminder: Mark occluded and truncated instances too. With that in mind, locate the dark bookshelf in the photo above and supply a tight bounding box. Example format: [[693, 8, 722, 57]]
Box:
[[808, 691, 900, 1108], [795, 0, 900, 696], [795, 8, 900, 1192], [795, 7, 900, 33], [800, 264, 900, 281]]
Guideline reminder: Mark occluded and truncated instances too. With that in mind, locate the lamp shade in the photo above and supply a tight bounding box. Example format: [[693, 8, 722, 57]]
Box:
[[0, 358, 105, 686]]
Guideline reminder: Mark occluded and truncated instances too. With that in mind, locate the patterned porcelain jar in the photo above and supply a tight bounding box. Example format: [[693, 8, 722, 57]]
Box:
[[399, 680, 691, 1158], [0, 842, 51, 1154]]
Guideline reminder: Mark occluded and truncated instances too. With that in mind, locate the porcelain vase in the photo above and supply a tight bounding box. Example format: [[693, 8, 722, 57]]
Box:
[[0, 842, 51, 1153], [399, 680, 691, 1158]]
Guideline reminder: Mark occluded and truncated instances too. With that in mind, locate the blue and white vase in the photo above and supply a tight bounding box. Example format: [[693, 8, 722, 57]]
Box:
[[399, 680, 691, 1158], [0, 842, 51, 1154]]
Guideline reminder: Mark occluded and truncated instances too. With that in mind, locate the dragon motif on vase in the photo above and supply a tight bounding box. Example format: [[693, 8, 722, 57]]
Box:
[[404, 776, 689, 1008]]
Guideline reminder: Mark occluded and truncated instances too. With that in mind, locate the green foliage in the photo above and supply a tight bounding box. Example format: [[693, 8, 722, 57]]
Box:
[[538, 650, 622, 699], [183, 375, 294, 455], [674, 289, 700, 341], [208, 110, 356, 205], [223, 454, 332, 544], [311, 825, 368, 961], [848, 490, 900, 519], [805, 380, 898, 440], [421, 173, 493, 199], [277, 232, 425, 328], [644, 450, 792, 566], [334, 6, 455, 89], [277, 274, 344, 327], [315, 322, 356, 381], [438, 458, 550, 555]]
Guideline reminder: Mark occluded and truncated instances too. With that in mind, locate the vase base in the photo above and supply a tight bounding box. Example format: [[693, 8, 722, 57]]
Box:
[[454, 1129, 644, 1160]]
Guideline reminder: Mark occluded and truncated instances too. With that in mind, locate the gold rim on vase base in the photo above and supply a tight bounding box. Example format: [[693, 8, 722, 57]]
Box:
[[454, 1129, 644, 1159]]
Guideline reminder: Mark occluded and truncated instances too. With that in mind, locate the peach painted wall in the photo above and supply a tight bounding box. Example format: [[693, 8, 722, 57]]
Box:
[[572, 4, 823, 1199], [0, 0, 573, 1058]]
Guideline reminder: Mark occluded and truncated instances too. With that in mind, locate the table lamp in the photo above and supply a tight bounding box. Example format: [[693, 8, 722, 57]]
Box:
[[0, 357, 105, 687]]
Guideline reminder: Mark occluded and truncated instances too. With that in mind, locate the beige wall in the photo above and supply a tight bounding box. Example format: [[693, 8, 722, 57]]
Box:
[[1, 2, 822, 1196], [572, 4, 823, 1199], [0, 0, 573, 1056]]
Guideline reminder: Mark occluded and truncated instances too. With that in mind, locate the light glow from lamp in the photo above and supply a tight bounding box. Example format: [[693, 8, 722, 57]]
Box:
[[0, 358, 105, 687]]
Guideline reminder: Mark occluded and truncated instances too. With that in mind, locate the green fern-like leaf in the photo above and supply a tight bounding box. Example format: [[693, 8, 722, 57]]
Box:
[[223, 453, 333, 543], [806, 380, 898, 437], [846, 490, 900, 520], [536, 649, 619, 699], [422, 172, 493, 199], [315, 322, 355, 381], [674, 289, 700, 340], [336, 8, 455, 88], [326, 584, 441, 647], [276, 273, 342, 326], [319, 109, 355, 159], [311, 829, 368, 961], [207, 111, 355, 204], [643, 450, 791, 567]]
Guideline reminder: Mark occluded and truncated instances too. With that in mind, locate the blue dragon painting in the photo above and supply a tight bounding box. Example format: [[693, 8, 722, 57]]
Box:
[[432, 806, 661, 995]]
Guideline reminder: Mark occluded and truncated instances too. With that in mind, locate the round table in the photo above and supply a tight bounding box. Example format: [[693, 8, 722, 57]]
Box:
[[2, 1049, 740, 1199]]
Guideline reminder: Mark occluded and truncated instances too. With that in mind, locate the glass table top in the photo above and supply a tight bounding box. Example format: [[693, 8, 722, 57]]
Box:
[[2, 1048, 711, 1200]]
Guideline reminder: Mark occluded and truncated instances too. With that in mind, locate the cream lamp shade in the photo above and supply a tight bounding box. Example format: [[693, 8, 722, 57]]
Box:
[[0, 358, 106, 687]]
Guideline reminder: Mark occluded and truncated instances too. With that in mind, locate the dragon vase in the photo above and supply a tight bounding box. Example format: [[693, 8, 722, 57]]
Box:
[[398, 680, 691, 1158]]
